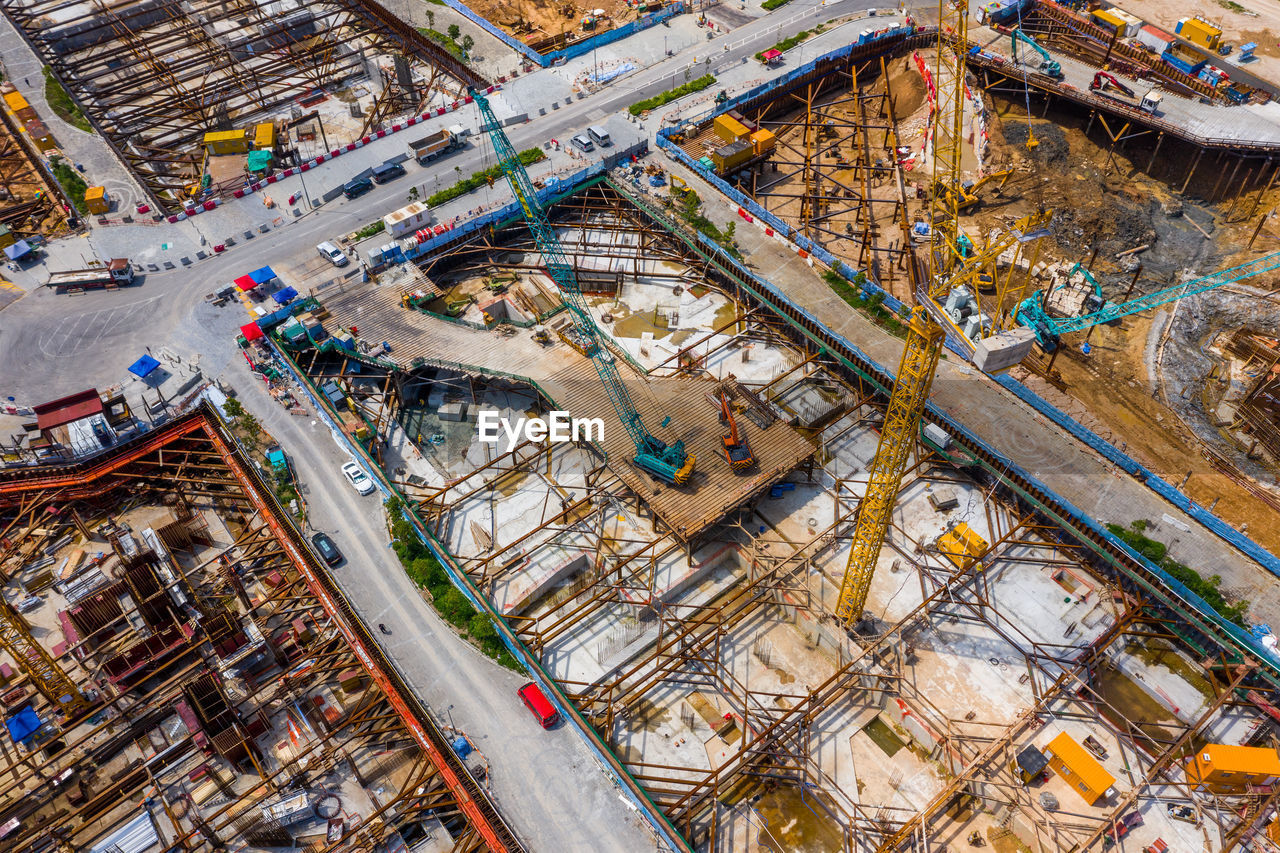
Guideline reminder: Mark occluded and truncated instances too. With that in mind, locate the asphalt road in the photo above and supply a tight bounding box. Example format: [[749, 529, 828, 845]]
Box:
[[0, 3, 881, 848]]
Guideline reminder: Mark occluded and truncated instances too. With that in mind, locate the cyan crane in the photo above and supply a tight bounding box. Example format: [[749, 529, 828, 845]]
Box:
[[1012, 27, 1063, 79], [472, 90, 695, 485], [1016, 249, 1280, 350]]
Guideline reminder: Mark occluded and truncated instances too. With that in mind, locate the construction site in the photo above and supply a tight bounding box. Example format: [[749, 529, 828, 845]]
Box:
[[0, 406, 520, 852], [222, 51, 1280, 850], [0, 0, 483, 211], [4, 0, 1280, 851]]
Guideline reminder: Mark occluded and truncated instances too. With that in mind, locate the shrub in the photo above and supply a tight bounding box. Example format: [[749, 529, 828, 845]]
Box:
[[425, 149, 545, 207], [1106, 522, 1248, 625], [42, 66, 92, 133], [629, 74, 716, 116]]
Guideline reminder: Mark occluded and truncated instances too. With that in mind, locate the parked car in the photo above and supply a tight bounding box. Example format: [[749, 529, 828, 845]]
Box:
[[341, 461, 375, 495], [372, 161, 406, 184], [343, 177, 373, 199], [571, 134, 594, 152], [517, 682, 561, 729], [311, 532, 343, 566], [316, 241, 348, 267]]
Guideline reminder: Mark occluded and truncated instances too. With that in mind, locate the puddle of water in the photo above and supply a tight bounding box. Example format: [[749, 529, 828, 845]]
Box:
[[862, 717, 906, 757], [1127, 638, 1215, 703], [1095, 660, 1180, 746], [611, 310, 670, 340], [753, 785, 845, 853]]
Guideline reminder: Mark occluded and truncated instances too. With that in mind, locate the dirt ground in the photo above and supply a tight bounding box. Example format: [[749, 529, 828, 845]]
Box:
[[976, 88, 1280, 559], [472, 0, 638, 46], [1112, 0, 1280, 89]]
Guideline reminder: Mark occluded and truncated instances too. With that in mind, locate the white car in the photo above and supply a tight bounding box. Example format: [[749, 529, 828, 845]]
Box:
[[342, 461, 375, 495]]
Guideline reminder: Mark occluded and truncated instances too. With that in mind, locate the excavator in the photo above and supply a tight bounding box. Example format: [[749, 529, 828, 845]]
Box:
[[1089, 71, 1163, 113], [716, 390, 755, 471], [934, 168, 1013, 212], [1011, 27, 1063, 79]]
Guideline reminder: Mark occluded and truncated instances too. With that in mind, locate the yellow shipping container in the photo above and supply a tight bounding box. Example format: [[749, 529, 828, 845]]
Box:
[[1176, 16, 1221, 50], [749, 128, 776, 155], [3, 91, 28, 114], [203, 129, 249, 155], [84, 185, 109, 215], [936, 521, 988, 569], [1089, 9, 1125, 35], [253, 121, 277, 150], [713, 114, 749, 143], [0, 224, 16, 250]]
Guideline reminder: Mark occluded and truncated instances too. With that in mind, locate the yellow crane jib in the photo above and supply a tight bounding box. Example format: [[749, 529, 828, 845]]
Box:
[[835, 308, 945, 623]]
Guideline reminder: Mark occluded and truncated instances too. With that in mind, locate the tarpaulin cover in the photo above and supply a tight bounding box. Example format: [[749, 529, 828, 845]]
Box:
[[762, 49, 782, 61], [4, 239, 31, 260], [6, 706, 41, 744], [249, 266, 276, 284], [234, 274, 257, 291], [127, 354, 161, 378], [240, 322, 265, 342], [272, 286, 298, 305]]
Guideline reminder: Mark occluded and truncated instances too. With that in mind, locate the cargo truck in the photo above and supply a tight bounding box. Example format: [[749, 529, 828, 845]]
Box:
[[407, 128, 464, 165], [46, 258, 136, 293]]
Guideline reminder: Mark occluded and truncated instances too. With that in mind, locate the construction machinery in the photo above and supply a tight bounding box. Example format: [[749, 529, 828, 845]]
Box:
[[0, 598, 90, 717], [1016, 249, 1280, 351], [1012, 27, 1063, 79], [834, 1, 1055, 625], [935, 168, 1014, 211], [472, 89, 695, 486], [715, 390, 755, 471], [1089, 71, 1163, 113]]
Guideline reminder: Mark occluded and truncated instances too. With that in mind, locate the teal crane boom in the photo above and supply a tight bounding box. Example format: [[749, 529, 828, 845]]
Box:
[[472, 90, 695, 485], [1012, 27, 1063, 78], [1017, 249, 1280, 350]]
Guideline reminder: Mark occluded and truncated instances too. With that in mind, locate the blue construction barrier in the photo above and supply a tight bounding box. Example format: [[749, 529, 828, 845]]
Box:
[[441, 0, 685, 67], [688, 235, 1277, 670], [659, 30, 1280, 596]]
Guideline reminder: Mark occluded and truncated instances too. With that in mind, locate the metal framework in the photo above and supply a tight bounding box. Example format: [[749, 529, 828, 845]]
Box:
[[283, 178, 1280, 852], [0, 408, 518, 852], [0, 0, 486, 210]]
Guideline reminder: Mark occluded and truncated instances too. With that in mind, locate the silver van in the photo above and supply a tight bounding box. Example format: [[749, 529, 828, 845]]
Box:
[[587, 125, 612, 147], [571, 134, 594, 152]]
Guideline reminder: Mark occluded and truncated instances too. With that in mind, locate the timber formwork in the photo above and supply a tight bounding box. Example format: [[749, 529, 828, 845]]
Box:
[[0, 406, 519, 853], [0, 0, 487, 211], [284, 177, 1280, 852], [0, 98, 69, 237]]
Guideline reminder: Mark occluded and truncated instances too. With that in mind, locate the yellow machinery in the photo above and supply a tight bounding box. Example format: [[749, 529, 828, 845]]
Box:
[[834, 0, 1051, 623], [936, 168, 1013, 211], [1, 598, 89, 717]]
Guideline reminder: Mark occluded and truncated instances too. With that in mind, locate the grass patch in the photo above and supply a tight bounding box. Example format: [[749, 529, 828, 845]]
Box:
[[354, 220, 385, 240], [755, 26, 821, 61], [672, 188, 742, 259], [425, 148, 545, 207], [761, 0, 795, 10], [822, 267, 906, 335], [48, 155, 88, 215], [1218, 0, 1248, 12], [417, 27, 469, 62], [629, 74, 716, 116], [1106, 520, 1249, 626], [387, 496, 521, 670], [42, 66, 92, 133]]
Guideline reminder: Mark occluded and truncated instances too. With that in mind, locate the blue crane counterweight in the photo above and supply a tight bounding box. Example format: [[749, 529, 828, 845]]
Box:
[[471, 90, 694, 485]]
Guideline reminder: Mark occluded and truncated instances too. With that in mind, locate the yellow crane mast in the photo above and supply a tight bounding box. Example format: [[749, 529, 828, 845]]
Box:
[[836, 0, 1014, 623], [0, 598, 90, 717]]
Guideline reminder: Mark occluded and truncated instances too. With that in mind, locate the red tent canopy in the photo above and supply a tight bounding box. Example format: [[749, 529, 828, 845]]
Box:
[[240, 322, 265, 342], [234, 274, 257, 291], [762, 49, 782, 61]]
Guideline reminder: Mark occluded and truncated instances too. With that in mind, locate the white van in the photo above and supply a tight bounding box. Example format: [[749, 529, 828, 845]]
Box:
[[587, 125, 612, 147], [317, 241, 348, 267], [571, 134, 594, 152]]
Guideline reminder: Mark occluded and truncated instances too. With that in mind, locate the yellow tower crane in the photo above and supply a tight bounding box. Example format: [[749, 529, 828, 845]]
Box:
[[0, 598, 90, 717], [835, 0, 1051, 623]]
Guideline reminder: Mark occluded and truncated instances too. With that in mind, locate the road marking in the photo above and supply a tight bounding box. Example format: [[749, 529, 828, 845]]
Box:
[[36, 295, 164, 358]]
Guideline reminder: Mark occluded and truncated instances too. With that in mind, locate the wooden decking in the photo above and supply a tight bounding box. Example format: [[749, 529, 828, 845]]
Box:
[[320, 280, 814, 540]]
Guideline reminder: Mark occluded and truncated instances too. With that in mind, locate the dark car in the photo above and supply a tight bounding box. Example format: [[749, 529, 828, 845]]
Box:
[[311, 532, 343, 566], [372, 162, 406, 184], [342, 177, 373, 199]]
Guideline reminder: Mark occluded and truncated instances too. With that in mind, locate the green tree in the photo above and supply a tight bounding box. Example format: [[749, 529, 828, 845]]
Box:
[[426, 9, 435, 28], [461, 34, 475, 54], [448, 24, 461, 40], [223, 397, 245, 419]]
